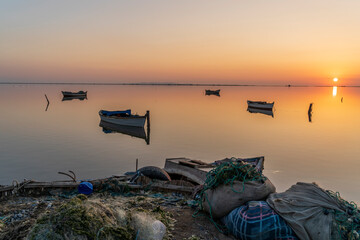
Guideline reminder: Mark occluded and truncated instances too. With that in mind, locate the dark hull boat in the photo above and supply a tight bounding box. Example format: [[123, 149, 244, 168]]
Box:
[[99, 110, 148, 128], [62, 91, 87, 98], [247, 100, 274, 110], [205, 89, 220, 96]]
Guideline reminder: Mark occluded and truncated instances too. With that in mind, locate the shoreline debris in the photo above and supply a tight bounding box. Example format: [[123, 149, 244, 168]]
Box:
[[1, 156, 359, 240]]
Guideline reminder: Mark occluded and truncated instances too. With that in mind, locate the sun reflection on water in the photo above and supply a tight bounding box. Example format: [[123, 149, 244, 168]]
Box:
[[333, 86, 337, 97]]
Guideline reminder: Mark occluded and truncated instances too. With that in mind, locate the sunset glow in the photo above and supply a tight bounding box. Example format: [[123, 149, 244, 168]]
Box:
[[1, 1, 360, 85]]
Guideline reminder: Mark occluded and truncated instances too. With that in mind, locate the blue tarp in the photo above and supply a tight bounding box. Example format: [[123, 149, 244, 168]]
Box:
[[78, 182, 93, 195], [102, 109, 131, 116]]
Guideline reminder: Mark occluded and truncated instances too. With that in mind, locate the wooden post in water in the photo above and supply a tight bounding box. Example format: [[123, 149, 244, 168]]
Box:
[[136, 158, 138, 171], [146, 110, 150, 145]]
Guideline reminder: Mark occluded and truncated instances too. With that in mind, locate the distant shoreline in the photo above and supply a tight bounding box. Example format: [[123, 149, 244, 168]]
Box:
[[0, 82, 354, 87]]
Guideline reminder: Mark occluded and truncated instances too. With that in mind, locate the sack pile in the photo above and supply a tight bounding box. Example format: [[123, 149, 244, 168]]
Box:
[[198, 161, 276, 219], [195, 160, 360, 240]]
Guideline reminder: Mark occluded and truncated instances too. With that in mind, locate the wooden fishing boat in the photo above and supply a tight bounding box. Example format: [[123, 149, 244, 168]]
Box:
[[247, 100, 274, 110], [62, 91, 87, 97], [247, 107, 274, 117], [99, 110, 148, 127], [164, 156, 264, 185], [205, 89, 220, 96]]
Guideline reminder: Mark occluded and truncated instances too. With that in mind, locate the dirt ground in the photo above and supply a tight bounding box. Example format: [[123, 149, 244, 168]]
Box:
[[166, 206, 235, 240]]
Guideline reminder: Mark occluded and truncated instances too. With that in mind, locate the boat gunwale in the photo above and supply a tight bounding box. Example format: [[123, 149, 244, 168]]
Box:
[[62, 91, 87, 97], [247, 100, 274, 105], [99, 110, 146, 120], [205, 89, 220, 93]]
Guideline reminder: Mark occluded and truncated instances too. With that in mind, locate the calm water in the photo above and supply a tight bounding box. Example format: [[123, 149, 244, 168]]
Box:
[[0, 84, 359, 202]]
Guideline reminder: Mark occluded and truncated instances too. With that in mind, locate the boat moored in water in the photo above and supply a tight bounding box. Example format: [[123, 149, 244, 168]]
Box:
[[247, 100, 274, 110], [62, 91, 87, 98], [99, 109, 148, 128]]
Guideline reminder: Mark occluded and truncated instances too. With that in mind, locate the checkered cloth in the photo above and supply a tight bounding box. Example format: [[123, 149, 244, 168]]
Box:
[[222, 201, 298, 240]]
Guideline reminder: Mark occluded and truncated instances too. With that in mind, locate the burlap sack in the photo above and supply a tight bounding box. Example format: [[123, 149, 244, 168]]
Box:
[[202, 179, 276, 218], [267, 182, 345, 240]]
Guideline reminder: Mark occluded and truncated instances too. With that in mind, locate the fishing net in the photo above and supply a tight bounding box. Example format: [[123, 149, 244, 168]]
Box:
[[204, 161, 265, 189], [90, 177, 130, 196], [193, 161, 275, 232], [326, 190, 360, 240]]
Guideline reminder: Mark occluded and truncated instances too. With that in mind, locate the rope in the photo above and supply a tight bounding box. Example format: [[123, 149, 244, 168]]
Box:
[[96, 226, 105, 240], [192, 161, 266, 233]]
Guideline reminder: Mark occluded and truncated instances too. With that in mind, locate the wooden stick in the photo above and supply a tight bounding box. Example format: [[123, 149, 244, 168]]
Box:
[[58, 171, 76, 182]]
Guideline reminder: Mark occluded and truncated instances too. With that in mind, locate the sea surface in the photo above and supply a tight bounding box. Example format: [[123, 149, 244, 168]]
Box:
[[0, 84, 359, 202]]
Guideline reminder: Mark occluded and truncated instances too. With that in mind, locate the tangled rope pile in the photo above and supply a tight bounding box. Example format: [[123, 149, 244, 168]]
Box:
[[326, 190, 360, 239], [193, 161, 267, 232]]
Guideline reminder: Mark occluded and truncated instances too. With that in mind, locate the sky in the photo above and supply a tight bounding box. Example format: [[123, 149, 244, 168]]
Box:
[[1, 0, 360, 85]]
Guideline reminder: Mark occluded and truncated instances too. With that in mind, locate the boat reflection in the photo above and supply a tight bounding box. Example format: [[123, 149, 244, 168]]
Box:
[[247, 107, 274, 118], [62, 96, 87, 101], [99, 120, 150, 145], [308, 103, 313, 123], [205, 89, 220, 97]]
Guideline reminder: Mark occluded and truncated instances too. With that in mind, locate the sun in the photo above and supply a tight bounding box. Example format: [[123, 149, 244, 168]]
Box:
[[333, 78, 338, 82]]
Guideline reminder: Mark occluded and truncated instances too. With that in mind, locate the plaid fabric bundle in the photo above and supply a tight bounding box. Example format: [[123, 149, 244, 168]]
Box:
[[222, 201, 298, 240]]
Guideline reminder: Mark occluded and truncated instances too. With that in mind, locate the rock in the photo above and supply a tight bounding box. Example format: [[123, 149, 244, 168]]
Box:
[[131, 212, 166, 240]]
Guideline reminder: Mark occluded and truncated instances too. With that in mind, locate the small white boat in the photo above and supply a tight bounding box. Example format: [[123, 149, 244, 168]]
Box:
[[62, 91, 87, 97], [247, 100, 274, 110], [99, 110, 147, 127]]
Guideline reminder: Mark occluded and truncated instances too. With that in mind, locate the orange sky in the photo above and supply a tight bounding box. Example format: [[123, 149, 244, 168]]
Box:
[[1, 1, 360, 85]]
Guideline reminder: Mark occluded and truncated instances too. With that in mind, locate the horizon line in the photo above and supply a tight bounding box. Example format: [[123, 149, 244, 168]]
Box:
[[0, 82, 355, 87]]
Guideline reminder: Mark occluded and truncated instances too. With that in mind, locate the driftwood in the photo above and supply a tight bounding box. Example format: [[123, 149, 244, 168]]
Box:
[[58, 171, 77, 182], [0, 174, 194, 198]]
